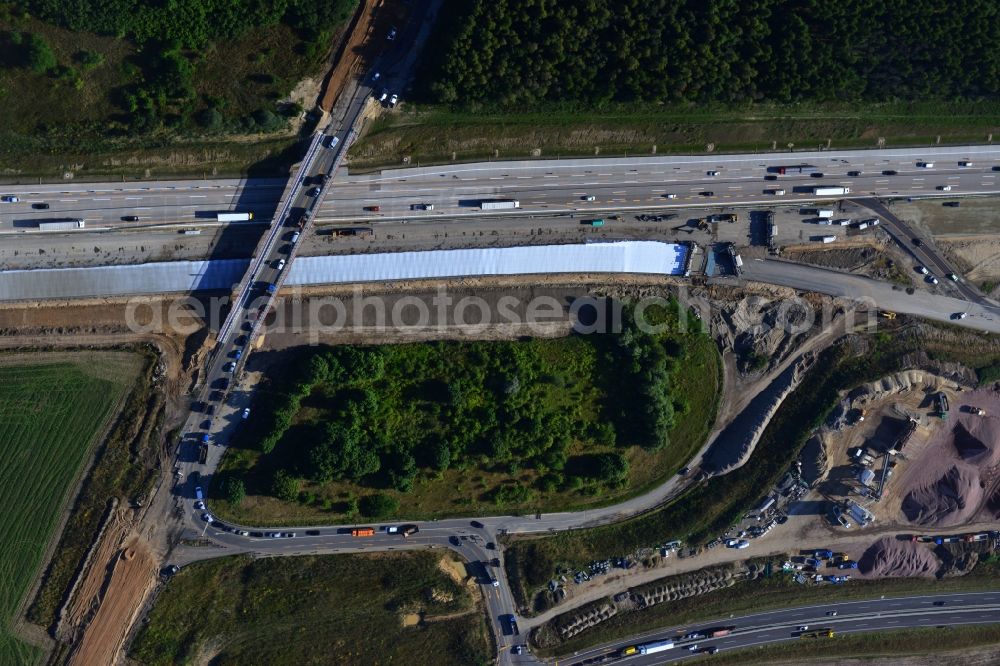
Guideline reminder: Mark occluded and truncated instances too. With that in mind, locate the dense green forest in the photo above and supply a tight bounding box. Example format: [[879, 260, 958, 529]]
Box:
[[421, 0, 1000, 107], [0, 0, 355, 166], [235, 303, 695, 510]]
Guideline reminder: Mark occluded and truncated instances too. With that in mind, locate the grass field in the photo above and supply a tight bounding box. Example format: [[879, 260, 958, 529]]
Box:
[[216, 315, 719, 526], [533, 557, 1000, 657], [129, 552, 491, 666], [348, 101, 1000, 170], [0, 352, 144, 665]]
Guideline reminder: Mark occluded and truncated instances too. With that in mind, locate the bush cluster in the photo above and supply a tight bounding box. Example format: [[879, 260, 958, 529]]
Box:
[[245, 302, 694, 502]]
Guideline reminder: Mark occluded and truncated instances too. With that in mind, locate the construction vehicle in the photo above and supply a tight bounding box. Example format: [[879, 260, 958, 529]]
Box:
[[351, 527, 375, 537], [936, 392, 950, 419], [880, 311, 897, 320]]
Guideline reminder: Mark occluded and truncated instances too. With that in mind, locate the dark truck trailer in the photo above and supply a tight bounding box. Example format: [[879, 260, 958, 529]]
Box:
[[772, 165, 816, 175]]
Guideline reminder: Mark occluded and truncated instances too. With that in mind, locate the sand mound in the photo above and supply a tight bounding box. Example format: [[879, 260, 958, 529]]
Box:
[[858, 537, 940, 577], [901, 464, 984, 527]]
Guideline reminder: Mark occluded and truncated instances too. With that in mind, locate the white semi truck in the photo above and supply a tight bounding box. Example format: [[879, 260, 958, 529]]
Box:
[[640, 640, 675, 655], [38, 219, 85, 231], [480, 199, 519, 210], [217, 212, 254, 222], [812, 186, 851, 196]]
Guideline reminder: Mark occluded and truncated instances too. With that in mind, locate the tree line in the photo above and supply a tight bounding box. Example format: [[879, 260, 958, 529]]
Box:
[[420, 0, 1000, 107]]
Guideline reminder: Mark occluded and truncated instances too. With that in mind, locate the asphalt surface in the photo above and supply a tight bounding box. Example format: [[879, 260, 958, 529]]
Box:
[[561, 592, 1000, 665], [2, 147, 1000, 232], [735, 259, 1000, 331]]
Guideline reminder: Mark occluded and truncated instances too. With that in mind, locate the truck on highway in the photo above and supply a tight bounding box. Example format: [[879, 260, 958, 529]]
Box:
[[38, 219, 85, 231], [401, 524, 419, 537], [800, 628, 834, 638], [217, 212, 253, 222], [773, 164, 816, 174], [638, 640, 674, 655], [351, 527, 375, 537], [480, 199, 520, 210], [812, 186, 851, 196], [708, 626, 736, 637], [586, 219, 605, 227]]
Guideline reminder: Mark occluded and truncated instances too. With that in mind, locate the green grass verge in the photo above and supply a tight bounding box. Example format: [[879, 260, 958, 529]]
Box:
[[694, 624, 1000, 665], [348, 102, 1000, 170], [129, 552, 491, 666], [0, 352, 145, 665], [534, 557, 1000, 657]]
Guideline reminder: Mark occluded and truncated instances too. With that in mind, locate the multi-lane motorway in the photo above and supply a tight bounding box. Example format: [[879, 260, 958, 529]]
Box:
[[561, 593, 1000, 665], [2, 146, 1000, 231]]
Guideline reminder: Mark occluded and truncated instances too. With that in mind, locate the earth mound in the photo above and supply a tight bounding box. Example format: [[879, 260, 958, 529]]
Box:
[[952, 422, 990, 462], [897, 397, 1000, 526], [901, 464, 983, 527], [858, 537, 940, 577]]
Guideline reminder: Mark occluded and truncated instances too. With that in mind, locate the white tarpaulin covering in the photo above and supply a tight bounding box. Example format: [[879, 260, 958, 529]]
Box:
[[0, 241, 688, 301], [0, 259, 250, 301], [287, 241, 689, 285]]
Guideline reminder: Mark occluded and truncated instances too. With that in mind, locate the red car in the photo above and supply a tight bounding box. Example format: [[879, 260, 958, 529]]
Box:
[[364, 205, 381, 212]]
